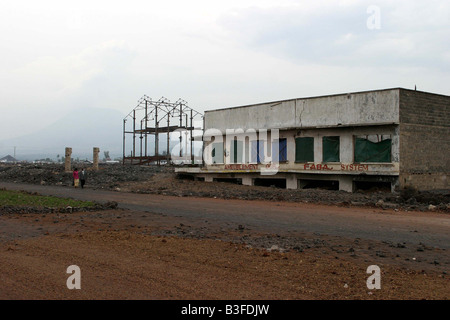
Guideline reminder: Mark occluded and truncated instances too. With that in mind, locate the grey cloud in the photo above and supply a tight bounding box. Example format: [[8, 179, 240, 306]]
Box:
[[60, 42, 140, 110], [218, 2, 450, 69]]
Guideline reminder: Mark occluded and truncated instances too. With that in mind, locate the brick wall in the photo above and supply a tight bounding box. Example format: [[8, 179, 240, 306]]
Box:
[[399, 89, 450, 190]]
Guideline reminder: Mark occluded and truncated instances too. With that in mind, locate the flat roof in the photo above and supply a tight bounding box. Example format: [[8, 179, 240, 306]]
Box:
[[205, 87, 449, 113]]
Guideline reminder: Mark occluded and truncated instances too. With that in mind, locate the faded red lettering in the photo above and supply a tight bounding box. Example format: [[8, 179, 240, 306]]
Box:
[[340, 164, 369, 171]]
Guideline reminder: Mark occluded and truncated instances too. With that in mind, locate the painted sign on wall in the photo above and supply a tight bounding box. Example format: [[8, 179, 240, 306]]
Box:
[[222, 163, 371, 172], [303, 163, 369, 171]]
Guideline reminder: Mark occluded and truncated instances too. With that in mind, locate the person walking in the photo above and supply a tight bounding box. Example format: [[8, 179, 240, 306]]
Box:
[[73, 168, 79, 188], [80, 168, 87, 189]]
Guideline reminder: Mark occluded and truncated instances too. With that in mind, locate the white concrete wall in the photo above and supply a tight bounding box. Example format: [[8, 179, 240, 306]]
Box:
[[186, 89, 403, 193], [205, 89, 400, 132], [202, 125, 399, 176]]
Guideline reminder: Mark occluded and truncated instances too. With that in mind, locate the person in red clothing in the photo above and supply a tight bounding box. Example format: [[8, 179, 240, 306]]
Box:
[[73, 168, 80, 188]]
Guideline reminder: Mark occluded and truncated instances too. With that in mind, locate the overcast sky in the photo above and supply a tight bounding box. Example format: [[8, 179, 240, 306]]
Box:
[[1, 0, 449, 140]]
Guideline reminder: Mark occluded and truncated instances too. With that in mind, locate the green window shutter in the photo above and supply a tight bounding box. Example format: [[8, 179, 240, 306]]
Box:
[[323, 136, 340, 162], [354, 138, 391, 163], [230, 140, 243, 164], [295, 137, 314, 162], [212, 142, 224, 163]]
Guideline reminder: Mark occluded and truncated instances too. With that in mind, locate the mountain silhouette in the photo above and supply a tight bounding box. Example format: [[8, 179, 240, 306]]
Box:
[[0, 107, 125, 161], [0, 107, 199, 162]]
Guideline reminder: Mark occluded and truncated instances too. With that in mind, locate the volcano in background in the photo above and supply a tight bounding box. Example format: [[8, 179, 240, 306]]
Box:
[[0, 107, 125, 161], [0, 107, 200, 162]]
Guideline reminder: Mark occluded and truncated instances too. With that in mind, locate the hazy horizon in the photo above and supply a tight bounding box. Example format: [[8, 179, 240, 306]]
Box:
[[1, 1, 449, 157]]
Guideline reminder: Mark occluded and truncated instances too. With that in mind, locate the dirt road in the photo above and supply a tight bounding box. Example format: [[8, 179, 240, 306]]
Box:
[[0, 181, 449, 300], [1, 182, 449, 258]]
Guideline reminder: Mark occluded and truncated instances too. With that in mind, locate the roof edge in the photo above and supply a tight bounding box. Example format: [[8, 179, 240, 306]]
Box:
[[205, 87, 449, 113]]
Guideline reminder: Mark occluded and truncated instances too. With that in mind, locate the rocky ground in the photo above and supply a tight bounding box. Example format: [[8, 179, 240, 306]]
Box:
[[1, 163, 449, 213], [0, 163, 449, 301]]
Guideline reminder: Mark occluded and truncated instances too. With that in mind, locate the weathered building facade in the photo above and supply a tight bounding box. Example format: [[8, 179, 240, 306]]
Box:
[[177, 88, 449, 192]]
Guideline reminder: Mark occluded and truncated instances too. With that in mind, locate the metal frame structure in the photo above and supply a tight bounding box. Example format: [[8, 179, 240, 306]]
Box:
[[123, 96, 203, 165]]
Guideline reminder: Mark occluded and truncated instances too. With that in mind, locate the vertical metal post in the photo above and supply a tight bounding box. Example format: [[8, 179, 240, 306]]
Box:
[[145, 100, 148, 158], [202, 116, 205, 166], [185, 113, 188, 161], [167, 112, 170, 163], [190, 110, 193, 164], [132, 110, 136, 160], [122, 119, 126, 165], [179, 103, 183, 158], [139, 120, 143, 161], [155, 106, 159, 165]]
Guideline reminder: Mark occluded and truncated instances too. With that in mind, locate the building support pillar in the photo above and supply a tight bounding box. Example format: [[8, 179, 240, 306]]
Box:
[[242, 176, 253, 186], [93, 147, 100, 171], [286, 174, 297, 190], [339, 176, 354, 193], [65, 147, 72, 172]]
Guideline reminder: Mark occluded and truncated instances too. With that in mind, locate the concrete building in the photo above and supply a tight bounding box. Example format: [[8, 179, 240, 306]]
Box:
[[176, 88, 449, 192]]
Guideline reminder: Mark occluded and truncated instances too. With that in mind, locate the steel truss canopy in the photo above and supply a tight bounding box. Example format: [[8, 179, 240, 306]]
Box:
[[123, 95, 203, 165]]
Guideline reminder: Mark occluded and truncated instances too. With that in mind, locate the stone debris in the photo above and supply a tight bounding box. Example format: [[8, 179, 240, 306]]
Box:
[[0, 163, 449, 213]]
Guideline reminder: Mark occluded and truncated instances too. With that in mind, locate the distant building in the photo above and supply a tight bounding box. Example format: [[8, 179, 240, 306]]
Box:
[[176, 88, 449, 192], [0, 155, 18, 163]]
